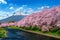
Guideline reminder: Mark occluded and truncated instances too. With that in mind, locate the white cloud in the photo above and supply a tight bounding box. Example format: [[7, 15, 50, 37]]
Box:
[[14, 5, 34, 16], [0, 0, 7, 4], [14, 5, 27, 12], [35, 6, 50, 12], [14, 11, 29, 16], [9, 6, 14, 10], [38, 6, 50, 10], [26, 8, 34, 13], [14, 5, 50, 16], [0, 11, 13, 20]]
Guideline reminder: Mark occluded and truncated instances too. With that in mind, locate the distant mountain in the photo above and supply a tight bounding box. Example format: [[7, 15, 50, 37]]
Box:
[[0, 15, 26, 23]]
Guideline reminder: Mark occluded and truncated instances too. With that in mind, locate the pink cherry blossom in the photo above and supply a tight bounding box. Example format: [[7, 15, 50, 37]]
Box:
[[17, 6, 60, 31], [0, 23, 8, 27], [41, 25, 49, 32]]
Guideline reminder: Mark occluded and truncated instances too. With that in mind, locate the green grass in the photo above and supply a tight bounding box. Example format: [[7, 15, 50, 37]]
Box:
[[18, 26, 60, 37], [0, 28, 7, 37], [7, 26, 19, 29]]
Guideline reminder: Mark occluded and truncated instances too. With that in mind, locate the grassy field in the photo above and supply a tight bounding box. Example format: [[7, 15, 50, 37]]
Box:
[[0, 28, 7, 38], [7, 26, 19, 29], [18, 26, 60, 39]]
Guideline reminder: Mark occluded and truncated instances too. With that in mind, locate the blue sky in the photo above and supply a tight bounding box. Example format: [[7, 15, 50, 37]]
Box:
[[0, 0, 60, 20]]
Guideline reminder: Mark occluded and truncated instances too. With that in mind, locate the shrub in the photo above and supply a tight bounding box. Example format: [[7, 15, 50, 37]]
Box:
[[21, 26, 25, 29], [31, 26, 40, 31], [56, 29, 60, 36], [28, 26, 32, 30], [49, 28, 59, 33]]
